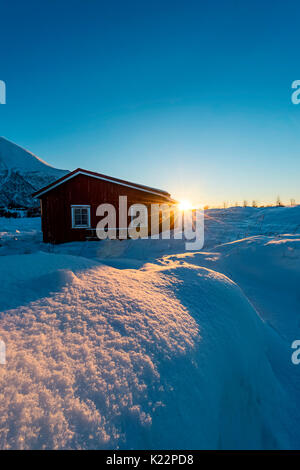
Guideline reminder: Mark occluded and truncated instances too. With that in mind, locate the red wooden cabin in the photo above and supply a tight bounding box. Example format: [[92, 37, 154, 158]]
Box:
[[32, 168, 175, 244]]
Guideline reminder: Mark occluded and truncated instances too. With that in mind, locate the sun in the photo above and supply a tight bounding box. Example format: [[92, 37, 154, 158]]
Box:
[[177, 199, 192, 211]]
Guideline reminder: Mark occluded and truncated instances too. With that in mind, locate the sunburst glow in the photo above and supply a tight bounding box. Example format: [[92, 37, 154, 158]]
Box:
[[178, 200, 193, 211]]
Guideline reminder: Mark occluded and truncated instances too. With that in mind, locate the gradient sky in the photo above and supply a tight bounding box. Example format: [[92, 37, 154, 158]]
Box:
[[1, 0, 300, 207]]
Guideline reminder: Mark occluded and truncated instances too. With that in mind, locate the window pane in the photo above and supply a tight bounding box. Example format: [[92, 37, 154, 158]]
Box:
[[74, 208, 82, 225], [73, 207, 89, 227], [81, 211, 88, 225]]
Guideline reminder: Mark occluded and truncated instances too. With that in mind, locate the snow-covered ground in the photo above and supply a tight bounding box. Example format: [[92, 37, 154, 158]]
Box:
[[0, 206, 299, 449]]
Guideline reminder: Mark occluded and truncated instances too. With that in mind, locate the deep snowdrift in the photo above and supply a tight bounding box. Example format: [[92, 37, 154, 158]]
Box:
[[0, 206, 299, 449], [158, 234, 300, 448], [0, 252, 291, 449]]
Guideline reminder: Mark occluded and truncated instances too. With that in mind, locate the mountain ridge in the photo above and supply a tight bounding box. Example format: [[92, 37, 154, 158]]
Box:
[[0, 137, 69, 208]]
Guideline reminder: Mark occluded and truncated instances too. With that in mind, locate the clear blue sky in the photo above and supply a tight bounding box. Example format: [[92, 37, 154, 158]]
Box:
[[1, 0, 300, 206]]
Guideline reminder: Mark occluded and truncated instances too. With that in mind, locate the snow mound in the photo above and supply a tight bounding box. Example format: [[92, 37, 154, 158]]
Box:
[[203, 205, 300, 247], [197, 235, 300, 342], [0, 253, 290, 449], [0, 252, 99, 311]]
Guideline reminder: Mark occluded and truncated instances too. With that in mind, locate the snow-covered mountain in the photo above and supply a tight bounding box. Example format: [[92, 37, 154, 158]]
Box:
[[0, 137, 69, 208]]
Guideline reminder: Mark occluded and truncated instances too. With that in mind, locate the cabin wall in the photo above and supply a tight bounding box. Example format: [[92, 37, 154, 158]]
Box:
[[40, 173, 174, 244]]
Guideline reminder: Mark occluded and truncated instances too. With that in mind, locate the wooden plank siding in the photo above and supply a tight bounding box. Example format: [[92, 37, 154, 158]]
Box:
[[40, 173, 175, 244]]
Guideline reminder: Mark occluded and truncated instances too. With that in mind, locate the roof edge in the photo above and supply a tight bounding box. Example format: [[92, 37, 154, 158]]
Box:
[[32, 168, 173, 201]]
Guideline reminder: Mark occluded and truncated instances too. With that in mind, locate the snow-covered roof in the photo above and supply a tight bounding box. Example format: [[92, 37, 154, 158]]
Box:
[[33, 168, 174, 201]]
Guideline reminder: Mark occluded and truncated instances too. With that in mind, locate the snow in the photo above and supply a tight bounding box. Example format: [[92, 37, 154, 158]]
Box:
[[0, 137, 68, 208], [0, 206, 299, 449], [0, 137, 65, 175]]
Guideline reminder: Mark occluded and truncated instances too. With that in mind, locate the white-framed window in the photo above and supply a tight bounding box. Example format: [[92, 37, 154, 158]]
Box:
[[71, 205, 91, 228]]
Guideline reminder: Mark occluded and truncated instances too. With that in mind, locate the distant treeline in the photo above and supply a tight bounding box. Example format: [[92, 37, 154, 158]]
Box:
[[204, 197, 297, 210], [0, 206, 41, 218]]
